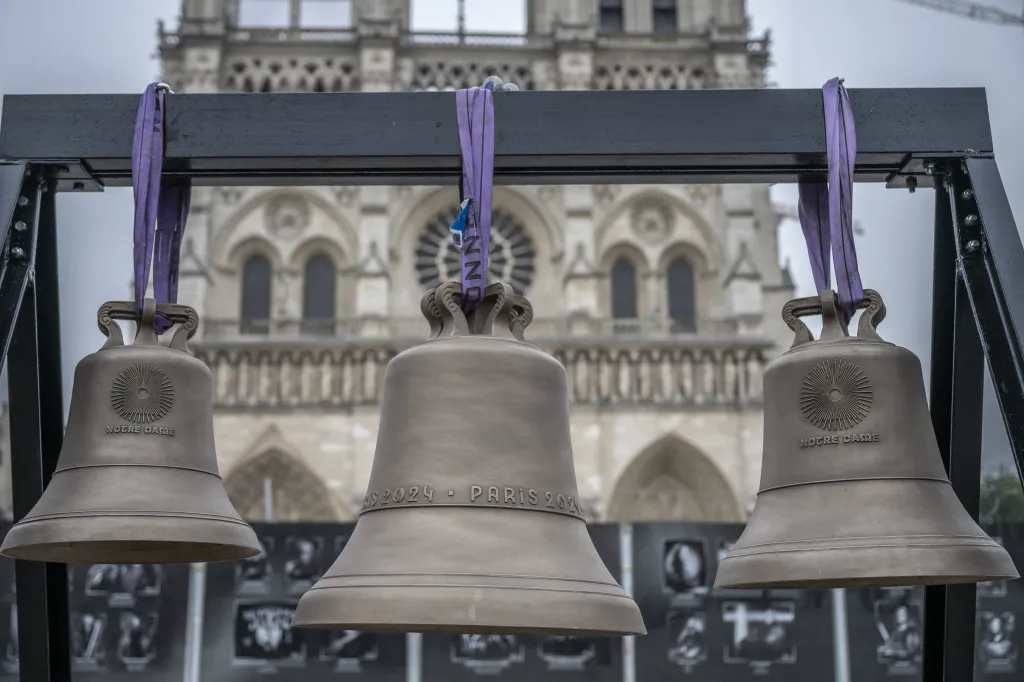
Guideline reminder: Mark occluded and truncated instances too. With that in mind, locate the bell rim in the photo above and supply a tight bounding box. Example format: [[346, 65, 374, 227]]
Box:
[[0, 513, 261, 564], [714, 542, 1019, 590], [290, 583, 647, 636]]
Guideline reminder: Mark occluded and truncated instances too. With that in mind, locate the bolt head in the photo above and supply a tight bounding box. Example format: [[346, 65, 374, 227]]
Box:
[[16, 196, 28, 207], [482, 75, 504, 90], [13, 221, 26, 232], [965, 214, 979, 226], [961, 189, 975, 200], [966, 240, 981, 253], [11, 247, 25, 259]]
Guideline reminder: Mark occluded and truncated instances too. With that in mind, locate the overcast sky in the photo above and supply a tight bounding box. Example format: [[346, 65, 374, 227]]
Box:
[[0, 0, 1022, 479]]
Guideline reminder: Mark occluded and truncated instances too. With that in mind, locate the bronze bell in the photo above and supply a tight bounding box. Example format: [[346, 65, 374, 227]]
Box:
[[292, 281, 646, 636], [1, 299, 261, 564], [715, 289, 1019, 589]]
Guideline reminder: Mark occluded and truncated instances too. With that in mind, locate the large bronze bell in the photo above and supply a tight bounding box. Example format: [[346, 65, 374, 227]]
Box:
[[715, 289, 1019, 589], [292, 281, 646, 636], [1, 299, 261, 564]]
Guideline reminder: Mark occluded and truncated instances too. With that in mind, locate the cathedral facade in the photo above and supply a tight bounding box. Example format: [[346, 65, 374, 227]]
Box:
[[156, 0, 791, 524]]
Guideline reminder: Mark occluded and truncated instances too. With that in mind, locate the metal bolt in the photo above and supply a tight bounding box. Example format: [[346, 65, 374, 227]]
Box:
[[13, 221, 26, 232], [906, 176, 918, 194], [11, 247, 25, 259], [966, 240, 981, 253], [965, 214, 979, 226], [73, 181, 85, 191], [961, 189, 975, 200], [924, 162, 935, 175], [16, 196, 28, 207]]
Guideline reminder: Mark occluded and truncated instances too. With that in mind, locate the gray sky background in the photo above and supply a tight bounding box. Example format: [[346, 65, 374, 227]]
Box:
[[0, 0, 1022, 478]]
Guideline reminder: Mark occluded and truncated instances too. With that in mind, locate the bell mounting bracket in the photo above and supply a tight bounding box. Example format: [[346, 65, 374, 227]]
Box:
[[782, 289, 886, 349], [97, 299, 199, 352], [421, 281, 534, 342]]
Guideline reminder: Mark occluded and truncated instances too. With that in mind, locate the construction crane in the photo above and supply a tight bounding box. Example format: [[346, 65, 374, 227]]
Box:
[[892, 0, 1024, 26]]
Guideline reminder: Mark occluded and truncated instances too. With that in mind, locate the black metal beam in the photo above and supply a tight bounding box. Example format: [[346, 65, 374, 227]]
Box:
[[8, 171, 70, 682], [0, 88, 992, 188]]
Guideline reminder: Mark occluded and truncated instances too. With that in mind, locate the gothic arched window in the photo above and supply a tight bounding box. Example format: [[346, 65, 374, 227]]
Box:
[[241, 253, 272, 335], [414, 207, 536, 294], [667, 257, 696, 332], [302, 252, 336, 335], [610, 257, 638, 320]]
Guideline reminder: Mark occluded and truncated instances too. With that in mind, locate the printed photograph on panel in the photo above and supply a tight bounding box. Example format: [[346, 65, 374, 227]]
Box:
[[235, 536, 274, 595], [71, 611, 109, 672], [874, 591, 922, 675], [537, 636, 597, 671], [978, 611, 1018, 674], [318, 631, 379, 673], [667, 607, 708, 671], [283, 535, 324, 594], [450, 634, 526, 675], [662, 539, 707, 599], [85, 564, 162, 607], [232, 601, 305, 668], [116, 610, 159, 671], [722, 600, 797, 670]]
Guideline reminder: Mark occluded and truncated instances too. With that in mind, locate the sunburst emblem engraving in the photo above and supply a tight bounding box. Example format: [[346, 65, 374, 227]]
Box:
[[111, 363, 175, 424], [799, 359, 873, 432]]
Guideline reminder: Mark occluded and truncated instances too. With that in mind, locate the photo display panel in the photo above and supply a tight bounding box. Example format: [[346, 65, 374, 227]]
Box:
[[421, 523, 623, 682], [976, 523, 1023, 679], [200, 522, 406, 682], [0, 521, 191, 681], [846, 585, 925, 680], [632, 522, 835, 680]]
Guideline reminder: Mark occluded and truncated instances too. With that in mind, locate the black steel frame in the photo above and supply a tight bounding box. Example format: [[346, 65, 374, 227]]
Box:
[[0, 88, 1021, 681]]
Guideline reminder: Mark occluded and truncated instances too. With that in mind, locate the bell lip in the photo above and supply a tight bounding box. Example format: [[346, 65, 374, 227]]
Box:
[[714, 543, 1020, 590], [290, 584, 647, 637], [0, 515, 262, 565]]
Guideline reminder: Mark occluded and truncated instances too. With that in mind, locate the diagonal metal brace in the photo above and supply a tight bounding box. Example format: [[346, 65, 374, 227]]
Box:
[[0, 162, 40, 375], [945, 155, 1024, 487]]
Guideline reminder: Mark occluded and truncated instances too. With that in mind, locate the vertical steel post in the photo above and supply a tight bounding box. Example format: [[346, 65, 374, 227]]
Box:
[[182, 563, 207, 682], [620, 523, 636, 682], [922, 171, 984, 681], [830, 588, 851, 682], [9, 170, 71, 682]]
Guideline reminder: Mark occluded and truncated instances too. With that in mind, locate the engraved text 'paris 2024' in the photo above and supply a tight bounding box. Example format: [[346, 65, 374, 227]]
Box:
[[360, 484, 585, 518]]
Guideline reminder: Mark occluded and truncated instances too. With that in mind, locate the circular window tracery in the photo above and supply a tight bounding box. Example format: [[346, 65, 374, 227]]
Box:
[[414, 207, 536, 294]]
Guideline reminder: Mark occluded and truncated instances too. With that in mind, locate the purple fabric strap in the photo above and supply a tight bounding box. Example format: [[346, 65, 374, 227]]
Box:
[[797, 77, 864, 323], [132, 83, 192, 333], [455, 86, 495, 313]]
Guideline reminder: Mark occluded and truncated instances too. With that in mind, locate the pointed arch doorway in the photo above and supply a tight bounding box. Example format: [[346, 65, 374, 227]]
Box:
[[224, 449, 343, 522], [606, 435, 744, 523]]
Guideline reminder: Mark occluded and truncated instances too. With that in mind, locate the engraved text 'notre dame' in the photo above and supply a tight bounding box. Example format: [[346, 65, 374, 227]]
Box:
[[107, 362, 176, 437], [798, 358, 878, 448]]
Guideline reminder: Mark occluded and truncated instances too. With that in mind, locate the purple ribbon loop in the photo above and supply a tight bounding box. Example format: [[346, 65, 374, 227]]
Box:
[[455, 87, 495, 313], [797, 77, 864, 324], [132, 83, 192, 334]]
